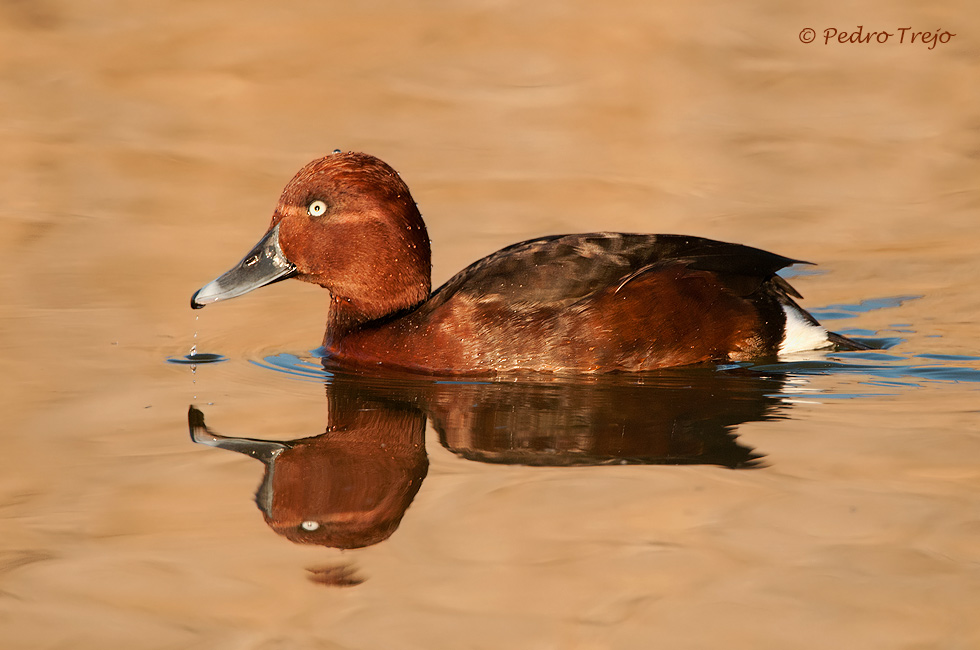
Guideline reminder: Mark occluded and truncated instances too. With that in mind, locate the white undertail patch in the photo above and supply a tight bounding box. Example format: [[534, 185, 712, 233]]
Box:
[[779, 305, 831, 356]]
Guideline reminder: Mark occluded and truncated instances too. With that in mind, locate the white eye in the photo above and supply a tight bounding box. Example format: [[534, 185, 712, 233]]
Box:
[[308, 200, 328, 217], [301, 521, 320, 531]]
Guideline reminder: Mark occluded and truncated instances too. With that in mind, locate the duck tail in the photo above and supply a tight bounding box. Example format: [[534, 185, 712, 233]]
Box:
[[827, 331, 872, 351]]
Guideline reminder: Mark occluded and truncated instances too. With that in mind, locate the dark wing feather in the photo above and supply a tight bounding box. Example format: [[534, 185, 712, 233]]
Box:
[[422, 233, 805, 313]]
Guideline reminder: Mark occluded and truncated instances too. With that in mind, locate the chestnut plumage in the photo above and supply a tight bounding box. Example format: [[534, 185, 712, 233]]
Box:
[[192, 152, 867, 374]]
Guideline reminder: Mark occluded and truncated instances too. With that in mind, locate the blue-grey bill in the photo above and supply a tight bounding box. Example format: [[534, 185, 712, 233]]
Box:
[[191, 223, 296, 309], [187, 405, 288, 515]]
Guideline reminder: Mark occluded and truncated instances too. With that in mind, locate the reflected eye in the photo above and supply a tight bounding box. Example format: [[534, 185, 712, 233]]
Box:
[[300, 521, 320, 531], [308, 200, 328, 217]]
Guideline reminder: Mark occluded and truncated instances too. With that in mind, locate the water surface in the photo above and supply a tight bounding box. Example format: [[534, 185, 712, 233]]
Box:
[[2, 2, 979, 649]]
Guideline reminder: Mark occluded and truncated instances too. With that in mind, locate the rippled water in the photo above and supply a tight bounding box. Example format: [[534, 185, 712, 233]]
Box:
[[4, 2, 980, 648]]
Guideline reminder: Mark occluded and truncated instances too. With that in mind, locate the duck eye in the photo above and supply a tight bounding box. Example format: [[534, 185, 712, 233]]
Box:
[[307, 200, 328, 217], [300, 521, 320, 531]]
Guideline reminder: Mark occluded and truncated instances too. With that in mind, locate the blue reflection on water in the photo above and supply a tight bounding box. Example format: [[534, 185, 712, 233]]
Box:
[[809, 295, 921, 320], [250, 353, 325, 381]]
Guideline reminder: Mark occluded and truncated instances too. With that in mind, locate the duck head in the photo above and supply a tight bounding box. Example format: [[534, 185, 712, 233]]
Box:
[[192, 152, 432, 328]]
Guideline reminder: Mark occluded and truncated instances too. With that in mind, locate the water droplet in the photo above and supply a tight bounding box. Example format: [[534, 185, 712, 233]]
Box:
[[167, 352, 227, 365], [333, 149, 342, 154]]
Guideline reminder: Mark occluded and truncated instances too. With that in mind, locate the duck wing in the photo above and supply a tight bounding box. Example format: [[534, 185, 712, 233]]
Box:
[[423, 233, 806, 313]]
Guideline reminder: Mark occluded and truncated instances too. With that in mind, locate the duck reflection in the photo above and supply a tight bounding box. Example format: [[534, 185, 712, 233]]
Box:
[[188, 367, 788, 549], [189, 381, 427, 549], [428, 371, 778, 468]]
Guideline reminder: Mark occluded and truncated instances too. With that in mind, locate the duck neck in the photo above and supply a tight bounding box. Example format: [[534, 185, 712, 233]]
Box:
[[323, 295, 368, 348], [322, 289, 427, 350]]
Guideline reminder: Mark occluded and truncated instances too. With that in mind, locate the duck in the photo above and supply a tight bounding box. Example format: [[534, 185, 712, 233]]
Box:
[[191, 152, 867, 374]]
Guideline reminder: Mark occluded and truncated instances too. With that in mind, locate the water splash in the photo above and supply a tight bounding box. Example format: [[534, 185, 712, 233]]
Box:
[[168, 319, 227, 365], [167, 352, 227, 365]]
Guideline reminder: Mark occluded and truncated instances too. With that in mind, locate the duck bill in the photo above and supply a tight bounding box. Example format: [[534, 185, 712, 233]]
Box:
[[188, 405, 291, 463], [191, 223, 296, 309], [187, 406, 290, 516]]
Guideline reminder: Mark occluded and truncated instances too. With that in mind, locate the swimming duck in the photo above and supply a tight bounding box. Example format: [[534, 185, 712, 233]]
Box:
[[191, 152, 866, 374]]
